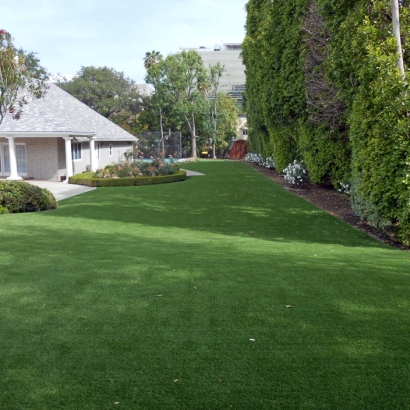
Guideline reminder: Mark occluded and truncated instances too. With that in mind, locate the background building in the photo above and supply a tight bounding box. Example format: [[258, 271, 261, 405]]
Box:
[[181, 43, 245, 105], [136, 84, 153, 96]]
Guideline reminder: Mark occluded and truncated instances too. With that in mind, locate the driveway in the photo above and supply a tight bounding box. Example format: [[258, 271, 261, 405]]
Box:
[[26, 180, 96, 201]]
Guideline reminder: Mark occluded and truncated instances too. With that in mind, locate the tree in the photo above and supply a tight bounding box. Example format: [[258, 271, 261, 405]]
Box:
[[0, 30, 48, 125], [16, 49, 50, 80], [58, 66, 141, 120], [144, 52, 168, 153], [143, 50, 163, 70], [392, 0, 405, 78], [208, 62, 225, 158], [146, 51, 209, 158], [214, 93, 239, 150]]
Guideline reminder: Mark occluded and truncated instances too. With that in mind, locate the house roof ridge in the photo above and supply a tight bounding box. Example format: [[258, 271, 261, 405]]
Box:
[[0, 83, 137, 141]]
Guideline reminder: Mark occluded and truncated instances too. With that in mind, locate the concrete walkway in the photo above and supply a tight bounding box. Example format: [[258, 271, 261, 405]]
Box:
[[26, 180, 96, 201], [182, 169, 205, 176]]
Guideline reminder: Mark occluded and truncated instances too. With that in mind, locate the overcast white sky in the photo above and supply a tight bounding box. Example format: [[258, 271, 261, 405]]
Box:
[[3, 0, 247, 84]]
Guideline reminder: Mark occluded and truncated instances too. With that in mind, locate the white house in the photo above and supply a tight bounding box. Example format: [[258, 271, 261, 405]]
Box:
[[0, 83, 137, 181]]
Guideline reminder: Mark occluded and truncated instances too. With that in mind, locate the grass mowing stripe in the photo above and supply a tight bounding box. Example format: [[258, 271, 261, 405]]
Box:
[[0, 160, 409, 409]]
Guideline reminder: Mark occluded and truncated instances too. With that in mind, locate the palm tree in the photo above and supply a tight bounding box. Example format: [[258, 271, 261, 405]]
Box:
[[143, 50, 163, 70]]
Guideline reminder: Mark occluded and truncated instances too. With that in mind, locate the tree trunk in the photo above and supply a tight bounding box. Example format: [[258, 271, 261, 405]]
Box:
[[191, 113, 197, 158], [159, 108, 165, 156], [392, 0, 405, 78]]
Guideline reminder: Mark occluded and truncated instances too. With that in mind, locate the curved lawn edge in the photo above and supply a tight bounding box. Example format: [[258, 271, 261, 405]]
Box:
[[68, 170, 187, 187]]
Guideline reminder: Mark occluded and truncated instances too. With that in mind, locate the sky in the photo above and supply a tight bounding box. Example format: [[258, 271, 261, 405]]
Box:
[[3, 0, 247, 84]]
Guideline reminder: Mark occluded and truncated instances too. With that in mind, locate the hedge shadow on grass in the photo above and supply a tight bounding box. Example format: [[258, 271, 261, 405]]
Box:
[[0, 222, 409, 409]]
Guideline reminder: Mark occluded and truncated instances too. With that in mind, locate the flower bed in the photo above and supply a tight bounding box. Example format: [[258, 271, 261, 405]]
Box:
[[69, 148, 186, 187]]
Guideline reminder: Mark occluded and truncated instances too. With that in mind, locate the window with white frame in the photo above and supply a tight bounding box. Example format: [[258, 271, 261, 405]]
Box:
[[242, 129, 248, 136], [1, 143, 27, 174], [109, 144, 113, 157], [72, 142, 82, 160]]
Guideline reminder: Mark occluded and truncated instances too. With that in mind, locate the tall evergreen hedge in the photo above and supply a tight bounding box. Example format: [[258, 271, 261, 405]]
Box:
[[243, 0, 410, 244]]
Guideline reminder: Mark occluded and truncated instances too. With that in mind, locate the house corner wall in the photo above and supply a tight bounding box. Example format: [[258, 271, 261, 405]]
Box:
[[25, 138, 60, 180]]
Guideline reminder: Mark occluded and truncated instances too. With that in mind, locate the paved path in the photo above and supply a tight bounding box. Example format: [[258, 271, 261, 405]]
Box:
[[26, 180, 96, 201], [181, 169, 205, 176]]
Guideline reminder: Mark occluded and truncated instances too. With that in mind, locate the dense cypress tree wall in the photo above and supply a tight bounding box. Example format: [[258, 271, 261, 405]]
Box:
[[243, 0, 410, 244]]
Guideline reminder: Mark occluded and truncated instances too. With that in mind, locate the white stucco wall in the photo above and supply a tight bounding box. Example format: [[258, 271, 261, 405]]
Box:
[[72, 141, 132, 173], [0, 137, 61, 180], [95, 141, 133, 169]]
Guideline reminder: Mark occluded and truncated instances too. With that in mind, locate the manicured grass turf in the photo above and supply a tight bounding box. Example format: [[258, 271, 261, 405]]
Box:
[[0, 161, 409, 409]]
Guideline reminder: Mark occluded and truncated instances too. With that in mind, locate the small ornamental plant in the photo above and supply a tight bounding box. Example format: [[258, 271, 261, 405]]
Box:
[[283, 160, 307, 185], [245, 153, 264, 166], [264, 156, 276, 170], [337, 182, 351, 195], [123, 145, 145, 161], [245, 153, 275, 169]]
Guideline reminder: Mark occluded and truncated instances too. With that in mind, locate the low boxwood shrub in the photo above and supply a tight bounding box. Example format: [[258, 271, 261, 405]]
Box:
[[0, 181, 57, 213], [69, 170, 187, 187]]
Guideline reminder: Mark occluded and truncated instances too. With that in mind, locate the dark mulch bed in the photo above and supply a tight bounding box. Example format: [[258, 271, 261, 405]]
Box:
[[244, 161, 409, 251]]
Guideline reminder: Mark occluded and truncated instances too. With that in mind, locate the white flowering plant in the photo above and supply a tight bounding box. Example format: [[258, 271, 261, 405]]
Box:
[[283, 160, 307, 185], [245, 153, 276, 169], [245, 153, 264, 165], [264, 156, 276, 169], [337, 182, 351, 195]]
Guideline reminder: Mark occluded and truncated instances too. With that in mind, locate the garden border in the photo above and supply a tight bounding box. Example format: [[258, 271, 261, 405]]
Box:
[[68, 170, 187, 187]]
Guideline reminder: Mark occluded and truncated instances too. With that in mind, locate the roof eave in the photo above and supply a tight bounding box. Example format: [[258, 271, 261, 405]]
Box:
[[0, 131, 96, 138]]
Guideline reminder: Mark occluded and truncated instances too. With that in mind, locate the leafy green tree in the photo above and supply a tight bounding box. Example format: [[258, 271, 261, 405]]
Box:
[[199, 93, 238, 155], [207, 62, 225, 158], [215, 93, 239, 149], [144, 52, 169, 153], [146, 50, 209, 158], [0, 30, 48, 125], [58, 66, 141, 120], [15, 49, 49, 80]]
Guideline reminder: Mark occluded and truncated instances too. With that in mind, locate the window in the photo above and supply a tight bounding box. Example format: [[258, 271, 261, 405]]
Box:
[[109, 144, 113, 157], [1, 144, 27, 174], [242, 129, 248, 136], [72, 142, 82, 160], [16, 144, 27, 173]]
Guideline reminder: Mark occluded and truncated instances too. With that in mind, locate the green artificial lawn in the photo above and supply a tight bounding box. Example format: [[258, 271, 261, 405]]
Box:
[[0, 161, 409, 409]]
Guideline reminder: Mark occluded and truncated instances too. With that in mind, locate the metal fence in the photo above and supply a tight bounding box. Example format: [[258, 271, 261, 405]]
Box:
[[135, 131, 182, 159]]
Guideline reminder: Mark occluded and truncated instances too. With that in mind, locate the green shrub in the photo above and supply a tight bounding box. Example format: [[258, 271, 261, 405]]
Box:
[[69, 170, 187, 187], [0, 205, 9, 214], [0, 181, 57, 213]]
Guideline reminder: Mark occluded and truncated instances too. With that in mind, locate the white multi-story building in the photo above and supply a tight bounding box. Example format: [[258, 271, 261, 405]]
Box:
[[181, 43, 245, 104]]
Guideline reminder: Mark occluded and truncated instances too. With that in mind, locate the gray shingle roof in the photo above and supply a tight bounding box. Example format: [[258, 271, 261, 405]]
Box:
[[0, 83, 137, 141]]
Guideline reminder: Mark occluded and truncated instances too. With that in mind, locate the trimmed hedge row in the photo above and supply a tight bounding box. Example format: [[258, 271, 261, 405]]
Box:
[[0, 180, 57, 214], [243, 0, 410, 244], [68, 170, 187, 187]]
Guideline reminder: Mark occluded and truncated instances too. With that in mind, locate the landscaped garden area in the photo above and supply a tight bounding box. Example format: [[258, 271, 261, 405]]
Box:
[[1, 161, 409, 409], [69, 149, 186, 187]]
